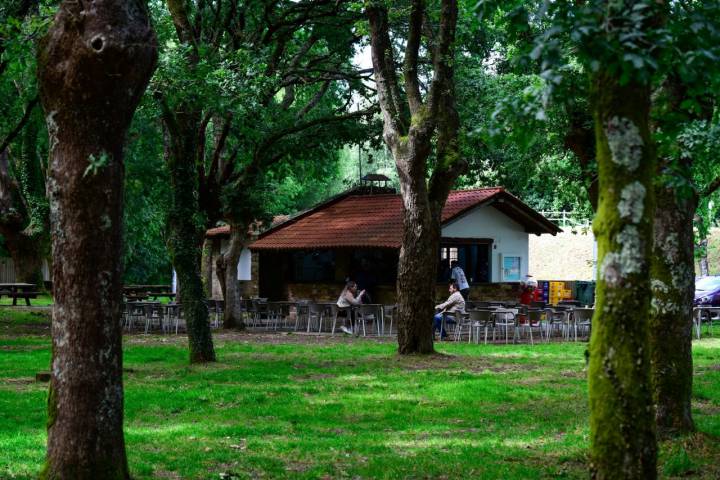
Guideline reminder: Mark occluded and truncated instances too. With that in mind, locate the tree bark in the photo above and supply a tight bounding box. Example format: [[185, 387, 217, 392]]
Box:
[[217, 223, 247, 329], [36, 0, 156, 478], [164, 113, 217, 363], [649, 185, 696, 437], [588, 72, 657, 479]]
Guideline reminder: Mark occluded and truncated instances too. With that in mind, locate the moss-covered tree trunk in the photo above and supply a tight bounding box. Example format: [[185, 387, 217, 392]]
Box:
[[649, 184, 696, 437], [164, 114, 216, 363], [217, 223, 247, 329], [588, 73, 657, 479], [36, 0, 156, 477]]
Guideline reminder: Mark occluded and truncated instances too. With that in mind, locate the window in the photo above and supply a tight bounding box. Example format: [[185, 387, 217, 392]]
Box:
[[438, 242, 491, 283], [501, 254, 522, 282], [351, 249, 398, 285], [290, 250, 335, 282]]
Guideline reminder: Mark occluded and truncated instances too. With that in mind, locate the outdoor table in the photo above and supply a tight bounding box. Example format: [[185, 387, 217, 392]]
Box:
[[693, 306, 720, 339], [0, 283, 38, 306]]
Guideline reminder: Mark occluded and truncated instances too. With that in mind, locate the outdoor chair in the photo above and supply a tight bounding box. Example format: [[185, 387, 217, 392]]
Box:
[[447, 311, 472, 342], [213, 300, 224, 328], [262, 302, 282, 330], [253, 299, 269, 329], [522, 308, 545, 345], [173, 305, 185, 334], [356, 304, 383, 336], [467, 309, 495, 344], [143, 303, 165, 334], [382, 304, 397, 335], [304, 302, 324, 333], [571, 308, 593, 341], [493, 308, 517, 344], [697, 308, 719, 338], [545, 308, 570, 340], [125, 302, 147, 332], [330, 304, 352, 335]]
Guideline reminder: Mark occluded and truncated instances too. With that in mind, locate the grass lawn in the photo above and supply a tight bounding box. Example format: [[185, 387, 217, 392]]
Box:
[[1, 309, 719, 479]]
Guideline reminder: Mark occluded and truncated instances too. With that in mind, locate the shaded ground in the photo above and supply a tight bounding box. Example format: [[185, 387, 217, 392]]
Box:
[[1, 308, 719, 479]]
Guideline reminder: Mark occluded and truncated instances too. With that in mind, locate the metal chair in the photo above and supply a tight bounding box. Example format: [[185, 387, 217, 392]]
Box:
[[305, 302, 324, 333], [382, 304, 397, 335], [493, 308, 517, 344], [572, 308, 594, 341], [467, 309, 495, 344]]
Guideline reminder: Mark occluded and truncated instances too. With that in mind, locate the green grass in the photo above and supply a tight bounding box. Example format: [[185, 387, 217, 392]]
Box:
[[1, 317, 719, 479]]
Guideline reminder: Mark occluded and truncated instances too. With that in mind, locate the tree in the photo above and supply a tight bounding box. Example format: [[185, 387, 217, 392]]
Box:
[[0, 0, 50, 286], [367, 0, 465, 354], [479, 0, 720, 440], [572, 2, 664, 477], [36, 0, 157, 477], [155, 0, 374, 336]]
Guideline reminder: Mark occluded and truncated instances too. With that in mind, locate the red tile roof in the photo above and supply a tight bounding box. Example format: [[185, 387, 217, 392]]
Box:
[[250, 188, 559, 250]]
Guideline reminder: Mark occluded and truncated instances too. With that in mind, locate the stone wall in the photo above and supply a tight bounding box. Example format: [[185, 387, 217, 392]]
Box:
[[205, 237, 260, 300]]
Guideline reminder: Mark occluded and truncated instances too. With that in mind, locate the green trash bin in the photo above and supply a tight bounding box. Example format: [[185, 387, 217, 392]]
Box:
[[574, 281, 596, 306]]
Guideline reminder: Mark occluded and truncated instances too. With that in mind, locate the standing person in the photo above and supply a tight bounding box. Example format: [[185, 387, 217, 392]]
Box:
[[450, 260, 470, 300], [432, 281, 466, 340], [519, 277, 539, 306], [336, 280, 365, 334]]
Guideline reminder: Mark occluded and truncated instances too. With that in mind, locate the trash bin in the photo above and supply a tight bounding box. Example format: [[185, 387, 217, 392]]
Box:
[[575, 281, 596, 306]]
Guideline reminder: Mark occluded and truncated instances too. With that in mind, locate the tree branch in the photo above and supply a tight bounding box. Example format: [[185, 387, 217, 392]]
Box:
[[426, 0, 458, 121], [295, 80, 330, 118], [256, 107, 377, 160], [403, 0, 424, 116], [367, 4, 408, 139], [0, 96, 38, 154], [703, 176, 720, 198]]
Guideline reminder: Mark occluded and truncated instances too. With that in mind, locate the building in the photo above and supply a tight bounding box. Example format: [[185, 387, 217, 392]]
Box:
[[239, 186, 560, 303]]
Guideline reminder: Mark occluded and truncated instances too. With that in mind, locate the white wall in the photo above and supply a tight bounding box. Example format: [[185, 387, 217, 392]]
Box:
[[441, 205, 529, 282], [237, 248, 252, 280]]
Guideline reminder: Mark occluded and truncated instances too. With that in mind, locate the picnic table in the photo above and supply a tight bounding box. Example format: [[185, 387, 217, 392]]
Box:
[[0, 283, 39, 306], [123, 285, 175, 301]]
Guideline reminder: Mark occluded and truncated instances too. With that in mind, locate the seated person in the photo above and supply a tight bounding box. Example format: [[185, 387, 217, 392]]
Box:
[[433, 281, 466, 339], [336, 280, 365, 334]]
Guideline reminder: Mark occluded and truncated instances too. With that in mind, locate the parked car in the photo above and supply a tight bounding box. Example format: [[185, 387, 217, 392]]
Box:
[[694, 276, 720, 306]]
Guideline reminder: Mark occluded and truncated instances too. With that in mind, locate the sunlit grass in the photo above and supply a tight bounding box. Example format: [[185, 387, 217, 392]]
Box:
[[1, 322, 719, 479]]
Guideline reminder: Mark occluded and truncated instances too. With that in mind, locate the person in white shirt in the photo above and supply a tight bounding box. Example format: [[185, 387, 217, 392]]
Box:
[[432, 281, 466, 339], [336, 280, 365, 334], [450, 260, 470, 300]]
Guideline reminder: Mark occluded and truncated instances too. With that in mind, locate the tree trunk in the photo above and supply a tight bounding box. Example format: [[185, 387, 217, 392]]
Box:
[[697, 237, 709, 276], [649, 185, 696, 437], [201, 239, 213, 297], [164, 114, 216, 363], [36, 0, 156, 478], [395, 216, 440, 354], [588, 73, 657, 479], [4, 231, 44, 285], [217, 223, 246, 329]]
